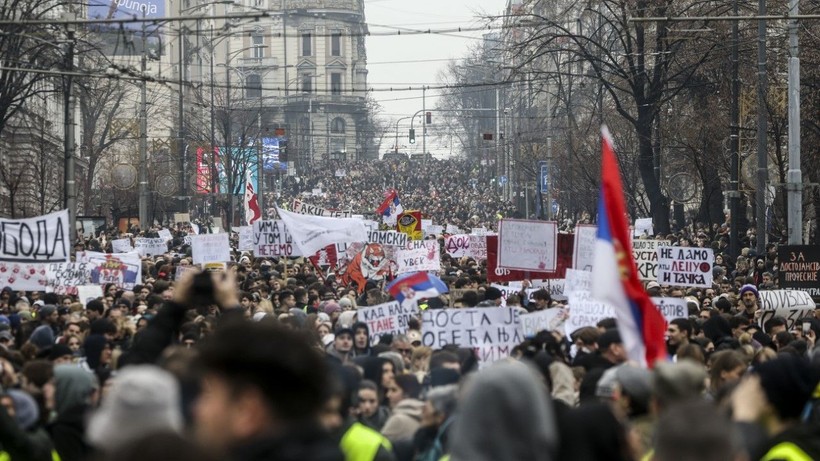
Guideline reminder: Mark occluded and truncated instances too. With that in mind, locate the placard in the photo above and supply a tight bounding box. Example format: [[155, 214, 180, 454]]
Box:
[[367, 230, 408, 248], [395, 240, 440, 274], [564, 268, 592, 297], [425, 225, 444, 237], [778, 246, 820, 301], [632, 239, 670, 281], [564, 291, 616, 335], [572, 224, 597, 271], [357, 301, 418, 344], [421, 307, 523, 363], [498, 219, 557, 272], [111, 238, 133, 253], [651, 297, 689, 322], [291, 199, 352, 218], [657, 247, 713, 288], [158, 229, 173, 241], [634, 218, 653, 237], [237, 226, 254, 251], [46, 262, 92, 295], [0, 210, 70, 263], [759, 290, 816, 330], [444, 234, 472, 258], [486, 236, 552, 283], [0, 263, 47, 290], [76, 285, 103, 306], [134, 238, 167, 257], [252, 220, 303, 257], [520, 308, 569, 337], [175, 265, 198, 281], [469, 235, 487, 261], [174, 213, 190, 224], [190, 233, 230, 265], [76, 251, 142, 290]]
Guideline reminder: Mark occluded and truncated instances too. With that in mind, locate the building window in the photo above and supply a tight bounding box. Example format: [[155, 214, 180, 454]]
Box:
[[331, 117, 345, 134], [246, 74, 262, 98], [301, 32, 312, 56], [330, 73, 342, 95], [331, 32, 341, 56], [252, 32, 264, 58], [301, 74, 312, 93]]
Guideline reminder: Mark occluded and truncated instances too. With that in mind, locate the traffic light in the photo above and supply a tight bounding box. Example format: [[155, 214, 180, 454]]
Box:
[[425, 111, 432, 124], [409, 128, 416, 144], [279, 139, 288, 162]]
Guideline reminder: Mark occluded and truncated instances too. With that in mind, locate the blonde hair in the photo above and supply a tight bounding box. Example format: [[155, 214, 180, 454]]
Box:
[[256, 299, 274, 315]]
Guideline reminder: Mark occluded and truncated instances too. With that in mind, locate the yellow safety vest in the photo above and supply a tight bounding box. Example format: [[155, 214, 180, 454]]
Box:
[[761, 442, 814, 461], [0, 450, 61, 461], [340, 422, 392, 461]]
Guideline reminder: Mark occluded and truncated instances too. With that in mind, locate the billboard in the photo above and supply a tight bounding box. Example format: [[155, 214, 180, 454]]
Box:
[[261, 137, 288, 171], [195, 146, 258, 196], [87, 0, 165, 56]]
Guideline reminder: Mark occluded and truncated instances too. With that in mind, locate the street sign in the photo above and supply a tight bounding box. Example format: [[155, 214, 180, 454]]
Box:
[[539, 162, 549, 194], [499, 175, 508, 185]]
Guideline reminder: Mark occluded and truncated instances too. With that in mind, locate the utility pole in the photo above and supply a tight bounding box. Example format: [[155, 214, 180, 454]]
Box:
[[422, 86, 426, 162], [62, 17, 76, 244], [209, 22, 217, 217], [138, 18, 149, 231], [178, 14, 187, 214], [787, 0, 802, 244], [755, 0, 768, 255], [225, 40, 233, 232], [729, 0, 741, 260]]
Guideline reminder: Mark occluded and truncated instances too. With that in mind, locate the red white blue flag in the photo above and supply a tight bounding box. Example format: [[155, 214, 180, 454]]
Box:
[[591, 126, 667, 368], [376, 190, 403, 225]]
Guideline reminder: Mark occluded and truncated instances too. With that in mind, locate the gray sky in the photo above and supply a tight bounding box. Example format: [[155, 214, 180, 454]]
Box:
[[364, 0, 504, 156]]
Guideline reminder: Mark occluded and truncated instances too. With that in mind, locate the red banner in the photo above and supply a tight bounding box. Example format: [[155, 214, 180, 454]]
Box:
[[486, 234, 572, 282]]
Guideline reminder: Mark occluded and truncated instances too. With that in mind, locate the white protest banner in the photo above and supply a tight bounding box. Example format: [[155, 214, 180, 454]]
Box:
[[573, 224, 597, 271], [276, 207, 367, 256], [471, 227, 489, 237], [236, 226, 254, 251], [634, 218, 653, 237], [368, 230, 408, 248], [0, 263, 47, 290], [46, 262, 92, 294], [190, 233, 230, 265], [76, 251, 142, 290], [291, 199, 352, 218], [134, 238, 167, 257], [564, 268, 592, 297], [632, 239, 671, 281], [422, 307, 523, 363], [444, 234, 472, 258], [76, 285, 103, 306], [498, 219, 557, 272], [175, 265, 198, 281], [252, 220, 303, 257], [651, 297, 689, 322], [158, 229, 173, 241], [521, 308, 569, 337], [0, 210, 70, 263], [363, 220, 380, 232], [490, 284, 539, 307], [445, 224, 463, 235], [469, 235, 487, 261], [425, 225, 444, 237], [111, 238, 133, 253], [421, 219, 432, 231], [564, 291, 616, 335], [395, 240, 441, 274], [357, 300, 418, 344], [759, 290, 816, 330], [174, 213, 190, 224], [657, 247, 713, 288]]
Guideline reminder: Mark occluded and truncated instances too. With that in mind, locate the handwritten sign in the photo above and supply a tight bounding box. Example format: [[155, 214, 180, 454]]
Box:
[[778, 246, 820, 301], [425, 225, 444, 237], [111, 238, 133, 253], [134, 238, 167, 257], [486, 236, 553, 283], [395, 240, 440, 274], [634, 218, 653, 237], [0, 210, 70, 263], [76, 251, 142, 291], [422, 307, 523, 363], [469, 235, 487, 261], [358, 301, 418, 344], [174, 213, 190, 224], [291, 199, 352, 218], [657, 247, 713, 288], [76, 285, 103, 306], [368, 231, 408, 248], [520, 308, 569, 337], [237, 226, 254, 251], [564, 291, 616, 335], [632, 239, 670, 281], [651, 297, 689, 322], [498, 219, 557, 272], [46, 262, 92, 295], [190, 233, 230, 265], [564, 269, 593, 297], [444, 234, 472, 258], [175, 265, 198, 281], [252, 220, 303, 257], [572, 225, 597, 271], [759, 290, 816, 330], [158, 229, 173, 242]]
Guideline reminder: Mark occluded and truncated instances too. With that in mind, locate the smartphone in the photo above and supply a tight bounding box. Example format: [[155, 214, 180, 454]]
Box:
[[803, 321, 811, 336]]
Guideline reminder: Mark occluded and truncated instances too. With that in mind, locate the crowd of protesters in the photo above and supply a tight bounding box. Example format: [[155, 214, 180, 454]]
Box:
[[0, 198, 816, 461]]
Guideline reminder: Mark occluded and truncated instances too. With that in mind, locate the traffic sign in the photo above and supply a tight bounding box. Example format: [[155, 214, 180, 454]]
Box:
[[499, 175, 508, 185], [539, 162, 549, 194]]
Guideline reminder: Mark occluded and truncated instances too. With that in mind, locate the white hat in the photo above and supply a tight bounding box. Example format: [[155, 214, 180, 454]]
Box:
[[86, 365, 183, 452]]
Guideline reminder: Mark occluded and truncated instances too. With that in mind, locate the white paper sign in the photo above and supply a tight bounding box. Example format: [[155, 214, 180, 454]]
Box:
[[632, 239, 671, 281], [368, 231, 408, 248], [158, 229, 173, 242], [190, 234, 231, 265], [46, 262, 92, 294], [444, 234, 472, 258], [76, 285, 103, 306], [0, 210, 70, 263], [657, 247, 714, 288], [425, 225, 444, 237], [573, 225, 597, 271], [291, 199, 352, 218], [445, 224, 463, 235], [396, 240, 441, 274], [634, 218, 654, 237], [498, 219, 557, 272], [134, 238, 167, 257], [421, 307, 523, 363], [237, 226, 254, 251], [252, 220, 303, 257], [520, 308, 569, 337], [276, 207, 367, 256], [651, 297, 689, 322], [111, 238, 133, 253], [469, 235, 487, 261], [490, 284, 539, 307], [564, 269, 593, 297], [357, 301, 418, 344], [564, 291, 616, 335], [759, 290, 816, 330]]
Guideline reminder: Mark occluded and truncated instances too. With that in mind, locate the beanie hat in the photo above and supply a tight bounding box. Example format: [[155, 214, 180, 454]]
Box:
[[323, 301, 341, 315], [754, 356, 820, 420], [48, 344, 74, 361], [38, 304, 57, 319], [28, 325, 55, 350], [7, 390, 39, 430], [739, 284, 759, 299]]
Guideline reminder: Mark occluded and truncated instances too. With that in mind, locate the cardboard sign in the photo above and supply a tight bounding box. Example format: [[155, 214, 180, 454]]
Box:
[[634, 218, 653, 237], [174, 213, 191, 224], [76, 251, 142, 291], [45, 262, 92, 295], [651, 297, 689, 322], [520, 308, 569, 337], [421, 307, 523, 363], [778, 246, 820, 301], [498, 219, 557, 272], [759, 290, 815, 330], [0, 210, 70, 263], [134, 238, 167, 257], [395, 240, 440, 274], [357, 300, 418, 344], [252, 220, 303, 257], [111, 238, 133, 253], [291, 199, 352, 218], [486, 236, 552, 283], [190, 234, 230, 265], [564, 291, 616, 335], [573, 225, 597, 271], [632, 239, 671, 281], [657, 247, 713, 288], [444, 234, 472, 258]]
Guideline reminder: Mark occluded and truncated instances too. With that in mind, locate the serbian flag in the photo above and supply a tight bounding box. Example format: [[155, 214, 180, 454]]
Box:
[[591, 126, 667, 368], [376, 190, 402, 226], [244, 170, 261, 225], [387, 271, 448, 308]]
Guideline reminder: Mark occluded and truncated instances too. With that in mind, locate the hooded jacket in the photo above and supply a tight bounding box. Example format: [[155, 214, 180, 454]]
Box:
[[48, 365, 98, 461], [352, 322, 372, 356], [380, 399, 424, 442]]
